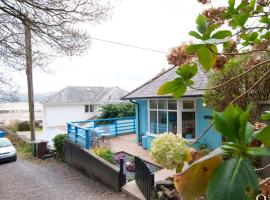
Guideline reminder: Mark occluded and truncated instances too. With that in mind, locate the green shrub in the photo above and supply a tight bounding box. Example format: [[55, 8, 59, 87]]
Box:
[[99, 103, 135, 119], [53, 134, 68, 159], [93, 147, 115, 164], [17, 121, 30, 131]]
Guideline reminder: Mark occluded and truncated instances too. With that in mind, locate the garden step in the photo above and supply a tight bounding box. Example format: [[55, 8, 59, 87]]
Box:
[[121, 180, 146, 200]]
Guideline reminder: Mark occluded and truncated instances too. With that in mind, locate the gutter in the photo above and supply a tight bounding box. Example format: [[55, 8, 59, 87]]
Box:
[[129, 99, 141, 144]]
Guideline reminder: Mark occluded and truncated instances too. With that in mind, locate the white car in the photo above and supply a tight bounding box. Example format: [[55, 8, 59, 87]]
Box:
[[0, 137, 17, 162]]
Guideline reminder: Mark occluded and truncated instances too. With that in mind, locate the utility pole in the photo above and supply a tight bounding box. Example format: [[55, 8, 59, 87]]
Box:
[[24, 17, 36, 155]]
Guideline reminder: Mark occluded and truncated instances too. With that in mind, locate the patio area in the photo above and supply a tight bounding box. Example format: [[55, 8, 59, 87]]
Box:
[[110, 134, 154, 164]]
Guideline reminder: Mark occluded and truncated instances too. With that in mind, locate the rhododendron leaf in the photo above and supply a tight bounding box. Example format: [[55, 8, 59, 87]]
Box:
[[211, 30, 232, 39], [189, 31, 202, 39], [174, 148, 223, 200], [197, 45, 217, 71], [158, 78, 184, 95], [207, 157, 259, 200], [176, 64, 198, 81], [261, 111, 270, 120], [254, 125, 270, 147], [196, 14, 208, 34]]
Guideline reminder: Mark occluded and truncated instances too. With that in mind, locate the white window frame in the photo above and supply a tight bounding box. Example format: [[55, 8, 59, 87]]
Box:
[[148, 98, 197, 137]]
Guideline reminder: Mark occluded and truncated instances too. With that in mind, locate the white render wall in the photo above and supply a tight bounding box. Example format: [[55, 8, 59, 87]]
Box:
[[43, 104, 99, 128]]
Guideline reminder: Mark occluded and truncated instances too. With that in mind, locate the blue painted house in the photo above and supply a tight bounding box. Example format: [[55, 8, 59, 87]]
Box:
[[122, 66, 222, 150]]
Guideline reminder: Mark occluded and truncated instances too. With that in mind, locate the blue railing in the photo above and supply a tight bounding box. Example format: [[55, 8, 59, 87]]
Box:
[[67, 117, 136, 149]]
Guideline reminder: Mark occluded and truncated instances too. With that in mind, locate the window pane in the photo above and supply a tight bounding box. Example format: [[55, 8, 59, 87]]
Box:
[[150, 111, 158, 134], [158, 100, 167, 110], [168, 112, 177, 134], [85, 105, 89, 112], [183, 100, 194, 109], [158, 111, 167, 133], [150, 100, 157, 109], [182, 112, 195, 139], [90, 105, 94, 112], [168, 100, 177, 110]]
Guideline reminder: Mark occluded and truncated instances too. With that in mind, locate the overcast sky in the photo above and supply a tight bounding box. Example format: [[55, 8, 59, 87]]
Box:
[[12, 0, 227, 93]]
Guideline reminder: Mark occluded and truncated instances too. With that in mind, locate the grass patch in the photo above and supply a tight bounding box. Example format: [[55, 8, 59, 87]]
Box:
[[16, 144, 32, 154]]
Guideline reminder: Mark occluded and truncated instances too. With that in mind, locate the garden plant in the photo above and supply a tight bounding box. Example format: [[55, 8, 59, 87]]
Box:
[[154, 0, 270, 199]]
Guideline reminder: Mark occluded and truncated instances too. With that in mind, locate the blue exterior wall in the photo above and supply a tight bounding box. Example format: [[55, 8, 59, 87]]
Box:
[[195, 99, 222, 149], [135, 100, 148, 143], [134, 98, 222, 150]]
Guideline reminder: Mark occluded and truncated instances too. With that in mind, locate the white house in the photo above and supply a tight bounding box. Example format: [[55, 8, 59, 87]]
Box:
[[42, 86, 127, 129]]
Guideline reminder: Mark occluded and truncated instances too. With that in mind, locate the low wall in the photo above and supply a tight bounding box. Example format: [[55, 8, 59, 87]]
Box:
[[64, 140, 125, 191]]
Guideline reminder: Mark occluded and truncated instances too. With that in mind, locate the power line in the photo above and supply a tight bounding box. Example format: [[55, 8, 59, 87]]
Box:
[[91, 37, 168, 54]]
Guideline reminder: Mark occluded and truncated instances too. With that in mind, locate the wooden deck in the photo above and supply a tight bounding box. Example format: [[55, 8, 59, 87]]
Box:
[[110, 134, 154, 164]]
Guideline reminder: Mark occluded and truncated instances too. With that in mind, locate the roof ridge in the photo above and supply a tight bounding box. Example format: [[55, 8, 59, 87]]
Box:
[[42, 86, 68, 104], [121, 66, 176, 100]]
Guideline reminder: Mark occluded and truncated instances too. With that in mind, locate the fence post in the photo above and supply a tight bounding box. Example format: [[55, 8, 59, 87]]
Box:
[[115, 119, 118, 135], [85, 129, 90, 149], [75, 126, 78, 144], [67, 123, 71, 139]]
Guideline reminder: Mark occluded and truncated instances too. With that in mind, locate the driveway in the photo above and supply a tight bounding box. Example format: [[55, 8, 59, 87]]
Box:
[[0, 155, 132, 200]]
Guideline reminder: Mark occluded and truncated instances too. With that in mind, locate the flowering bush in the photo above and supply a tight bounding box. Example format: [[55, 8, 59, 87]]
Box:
[[150, 133, 191, 172]]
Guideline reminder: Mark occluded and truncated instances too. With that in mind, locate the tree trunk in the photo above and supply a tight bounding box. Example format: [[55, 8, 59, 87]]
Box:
[[24, 18, 36, 146]]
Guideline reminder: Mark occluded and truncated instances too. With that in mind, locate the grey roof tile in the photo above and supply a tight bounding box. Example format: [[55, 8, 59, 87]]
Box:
[[43, 86, 127, 105], [122, 66, 207, 99]]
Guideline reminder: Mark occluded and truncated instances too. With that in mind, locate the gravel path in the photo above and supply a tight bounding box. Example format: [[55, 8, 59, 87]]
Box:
[[0, 155, 132, 200]]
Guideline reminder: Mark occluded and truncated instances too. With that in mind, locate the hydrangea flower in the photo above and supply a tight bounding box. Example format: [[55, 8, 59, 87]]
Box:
[[150, 133, 191, 172]]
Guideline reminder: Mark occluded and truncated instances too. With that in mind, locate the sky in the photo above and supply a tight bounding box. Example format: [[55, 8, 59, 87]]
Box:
[[12, 0, 227, 94]]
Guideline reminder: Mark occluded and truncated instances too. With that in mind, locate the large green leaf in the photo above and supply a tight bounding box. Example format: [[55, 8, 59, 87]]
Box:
[[214, 105, 255, 145], [211, 30, 232, 39], [158, 78, 187, 97], [261, 111, 270, 120], [235, 13, 249, 26], [254, 125, 270, 146], [189, 31, 202, 39], [214, 105, 243, 142], [185, 44, 202, 54], [228, 0, 235, 9], [207, 157, 259, 200], [197, 45, 217, 71], [246, 147, 270, 156], [196, 14, 208, 34], [174, 148, 223, 200], [176, 64, 198, 82], [239, 105, 253, 144]]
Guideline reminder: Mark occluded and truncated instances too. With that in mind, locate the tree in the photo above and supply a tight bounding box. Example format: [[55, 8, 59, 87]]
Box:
[[204, 52, 270, 122], [156, 0, 270, 199], [0, 0, 110, 151], [99, 103, 135, 119]]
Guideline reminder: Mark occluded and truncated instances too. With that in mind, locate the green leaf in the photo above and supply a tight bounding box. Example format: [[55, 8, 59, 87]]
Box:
[[214, 105, 249, 143], [197, 45, 217, 71], [202, 24, 217, 40], [158, 78, 187, 98], [185, 44, 202, 54], [246, 147, 270, 156], [254, 125, 270, 147], [189, 31, 202, 39], [207, 157, 260, 200], [262, 32, 270, 40], [174, 148, 223, 200], [158, 78, 184, 95], [239, 104, 253, 144], [172, 84, 187, 97], [248, 0, 256, 10], [176, 64, 198, 81], [260, 16, 270, 24], [212, 30, 232, 39], [261, 111, 270, 120], [196, 14, 208, 34], [228, 0, 235, 9], [235, 13, 249, 26], [249, 32, 258, 41]]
